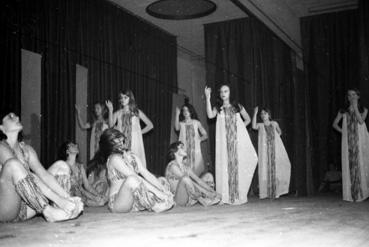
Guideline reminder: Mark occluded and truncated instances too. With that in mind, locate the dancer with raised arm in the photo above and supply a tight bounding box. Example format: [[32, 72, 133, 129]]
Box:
[[106, 90, 153, 169], [174, 98, 208, 176], [205, 85, 257, 205], [0, 112, 83, 222], [75, 102, 108, 160], [332, 89, 369, 202], [252, 107, 291, 199]]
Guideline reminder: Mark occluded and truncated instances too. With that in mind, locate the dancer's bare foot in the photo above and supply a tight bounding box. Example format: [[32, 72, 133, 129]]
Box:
[[43, 205, 75, 222]]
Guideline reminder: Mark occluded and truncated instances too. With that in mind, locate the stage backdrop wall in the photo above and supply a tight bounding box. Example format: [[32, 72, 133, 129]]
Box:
[[0, 0, 177, 175], [204, 17, 314, 196], [301, 9, 367, 188]]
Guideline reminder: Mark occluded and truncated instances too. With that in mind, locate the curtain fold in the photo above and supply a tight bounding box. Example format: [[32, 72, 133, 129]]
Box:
[[301, 10, 360, 189], [0, 0, 177, 175], [205, 17, 312, 195]]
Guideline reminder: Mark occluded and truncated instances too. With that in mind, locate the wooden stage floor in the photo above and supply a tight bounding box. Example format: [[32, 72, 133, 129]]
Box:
[[1, 195, 368, 247]]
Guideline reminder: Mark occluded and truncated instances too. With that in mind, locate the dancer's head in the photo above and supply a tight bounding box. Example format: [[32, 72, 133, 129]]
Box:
[[118, 89, 138, 114], [216, 84, 241, 113], [260, 108, 272, 122], [98, 128, 128, 162], [58, 141, 79, 161], [167, 141, 186, 163], [343, 88, 363, 112], [180, 98, 198, 121], [0, 112, 23, 140], [93, 102, 106, 118]]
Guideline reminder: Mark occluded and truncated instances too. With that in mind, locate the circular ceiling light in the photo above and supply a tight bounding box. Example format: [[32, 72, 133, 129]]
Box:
[[146, 0, 217, 20]]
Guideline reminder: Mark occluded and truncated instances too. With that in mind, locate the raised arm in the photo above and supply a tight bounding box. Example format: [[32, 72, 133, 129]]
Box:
[[174, 107, 181, 131], [205, 86, 217, 119], [105, 100, 116, 128], [138, 110, 154, 134], [252, 106, 259, 130], [332, 111, 343, 133], [240, 105, 251, 127], [353, 102, 368, 125], [75, 105, 91, 130]]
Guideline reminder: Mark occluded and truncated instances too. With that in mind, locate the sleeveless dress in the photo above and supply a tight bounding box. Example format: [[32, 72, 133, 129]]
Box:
[[114, 111, 147, 168], [90, 119, 108, 159], [341, 110, 369, 202], [107, 152, 173, 212], [166, 160, 221, 206], [215, 106, 258, 205], [257, 122, 291, 199], [178, 120, 205, 176]]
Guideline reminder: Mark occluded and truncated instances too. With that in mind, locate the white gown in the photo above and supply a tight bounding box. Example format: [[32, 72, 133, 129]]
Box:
[[215, 106, 258, 205], [178, 120, 205, 176], [256, 122, 291, 199], [341, 111, 369, 202]]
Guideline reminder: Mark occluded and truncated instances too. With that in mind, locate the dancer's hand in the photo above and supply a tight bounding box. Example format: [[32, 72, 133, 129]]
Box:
[[175, 107, 181, 116], [204, 86, 211, 100], [105, 100, 113, 112], [254, 106, 259, 114], [75, 104, 81, 113]]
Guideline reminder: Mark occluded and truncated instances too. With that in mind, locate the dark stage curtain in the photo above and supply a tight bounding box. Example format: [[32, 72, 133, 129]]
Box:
[[205, 18, 314, 195], [1, 0, 177, 175], [301, 10, 363, 189], [359, 0, 369, 99]]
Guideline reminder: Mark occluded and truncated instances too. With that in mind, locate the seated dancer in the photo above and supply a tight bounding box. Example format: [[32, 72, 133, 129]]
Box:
[[0, 112, 83, 222], [166, 141, 221, 207], [48, 141, 107, 207], [98, 128, 174, 213], [86, 158, 109, 201]]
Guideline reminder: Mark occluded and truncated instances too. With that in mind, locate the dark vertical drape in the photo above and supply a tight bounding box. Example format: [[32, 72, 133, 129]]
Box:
[[359, 0, 369, 97], [1, 0, 177, 175], [205, 18, 313, 195], [301, 10, 362, 189]]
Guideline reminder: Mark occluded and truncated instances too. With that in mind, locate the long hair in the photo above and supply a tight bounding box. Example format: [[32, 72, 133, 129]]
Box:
[[215, 84, 241, 113], [167, 141, 183, 163], [259, 107, 272, 121], [87, 128, 127, 176], [58, 141, 73, 161], [340, 88, 364, 113], [93, 101, 108, 121], [179, 97, 199, 122], [120, 89, 139, 115]]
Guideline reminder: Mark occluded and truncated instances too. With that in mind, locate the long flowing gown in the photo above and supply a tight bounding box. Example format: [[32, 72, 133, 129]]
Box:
[[341, 111, 369, 202], [115, 111, 147, 168], [215, 106, 258, 205], [107, 152, 174, 212], [178, 120, 205, 176], [257, 122, 291, 199], [90, 120, 108, 159]]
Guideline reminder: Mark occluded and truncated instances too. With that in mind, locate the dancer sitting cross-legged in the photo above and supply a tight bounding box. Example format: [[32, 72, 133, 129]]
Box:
[[0, 112, 83, 222], [48, 141, 108, 207], [97, 128, 174, 213], [166, 141, 221, 207]]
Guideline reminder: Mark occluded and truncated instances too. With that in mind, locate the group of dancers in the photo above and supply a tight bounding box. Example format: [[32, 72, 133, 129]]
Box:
[[0, 85, 368, 223]]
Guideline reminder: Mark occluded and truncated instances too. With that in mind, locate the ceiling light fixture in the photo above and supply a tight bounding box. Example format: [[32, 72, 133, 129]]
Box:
[[146, 0, 217, 20]]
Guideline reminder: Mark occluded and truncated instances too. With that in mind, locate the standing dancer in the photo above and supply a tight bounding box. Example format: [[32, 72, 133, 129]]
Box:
[[205, 85, 257, 205], [252, 107, 291, 199], [75, 102, 108, 160], [174, 98, 208, 176], [106, 90, 153, 168], [333, 89, 369, 202]]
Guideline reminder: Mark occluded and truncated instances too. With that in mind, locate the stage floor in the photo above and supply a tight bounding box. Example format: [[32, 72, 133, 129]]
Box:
[[1, 195, 368, 247]]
